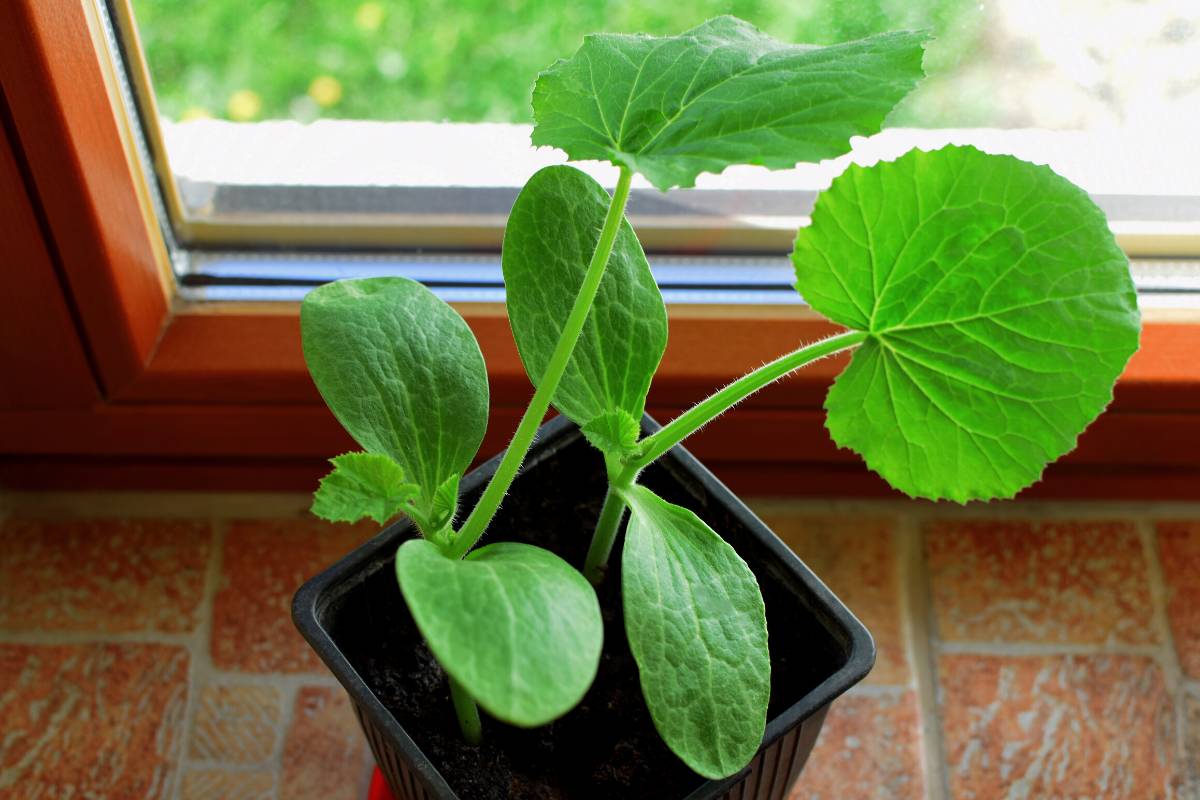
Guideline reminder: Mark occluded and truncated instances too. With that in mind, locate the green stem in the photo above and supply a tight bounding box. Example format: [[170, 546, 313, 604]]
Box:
[[580, 331, 868, 582], [448, 167, 635, 560], [630, 330, 870, 472], [583, 478, 633, 584], [448, 675, 482, 745]]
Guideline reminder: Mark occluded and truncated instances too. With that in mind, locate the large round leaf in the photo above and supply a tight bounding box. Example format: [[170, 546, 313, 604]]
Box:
[[503, 165, 666, 454], [792, 145, 1140, 501], [300, 277, 489, 501], [395, 539, 603, 727]]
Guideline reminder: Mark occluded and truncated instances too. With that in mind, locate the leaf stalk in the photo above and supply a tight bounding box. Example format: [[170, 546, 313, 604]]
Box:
[[581, 330, 868, 581], [448, 675, 482, 745], [448, 167, 635, 559], [630, 330, 868, 471], [582, 466, 637, 584]]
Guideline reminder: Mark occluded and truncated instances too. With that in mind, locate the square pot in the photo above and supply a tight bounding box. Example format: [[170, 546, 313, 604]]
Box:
[[293, 414, 874, 800]]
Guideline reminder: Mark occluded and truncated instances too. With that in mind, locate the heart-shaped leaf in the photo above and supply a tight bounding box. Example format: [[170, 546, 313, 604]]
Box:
[[301, 278, 489, 510], [312, 452, 419, 525], [503, 165, 666, 452], [621, 485, 769, 779], [532, 17, 928, 191], [792, 145, 1141, 502], [395, 539, 603, 727]]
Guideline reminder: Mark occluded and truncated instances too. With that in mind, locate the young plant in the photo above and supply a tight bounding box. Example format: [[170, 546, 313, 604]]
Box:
[[301, 13, 1140, 785], [300, 279, 605, 741], [500, 17, 1141, 781]]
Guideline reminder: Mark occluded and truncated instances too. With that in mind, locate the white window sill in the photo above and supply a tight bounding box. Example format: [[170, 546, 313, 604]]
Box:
[[160, 121, 1200, 258]]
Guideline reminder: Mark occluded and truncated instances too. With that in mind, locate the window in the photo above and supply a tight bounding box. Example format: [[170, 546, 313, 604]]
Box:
[[1, 0, 1197, 495], [102, 0, 1200, 306]]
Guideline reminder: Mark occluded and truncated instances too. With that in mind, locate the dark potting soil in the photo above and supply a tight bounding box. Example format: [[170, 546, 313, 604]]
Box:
[[327, 430, 844, 800]]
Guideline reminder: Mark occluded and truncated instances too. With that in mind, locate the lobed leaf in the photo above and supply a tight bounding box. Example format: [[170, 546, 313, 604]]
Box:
[[428, 474, 461, 533], [395, 539, 603, 727], [311, 452, 419, 525], [580, 410, 642, 457], [792, 145, 1140, 502], [503, 165, 667, 452], [301, 277, 489, 511], [621, 485, 769, 779], [532, 16, 929, 191]]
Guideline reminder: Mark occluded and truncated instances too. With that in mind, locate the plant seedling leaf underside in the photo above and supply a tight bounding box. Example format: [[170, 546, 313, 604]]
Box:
[[580, 410, 643, 456], [395, 539, 603, 727], [532, 16, 929, 191], [793, 145, 1141, 502], [621, 485, 769, 779], [301, 277, 489, 512], [311, 452, 419, 525], [504, 165, 666, 452]]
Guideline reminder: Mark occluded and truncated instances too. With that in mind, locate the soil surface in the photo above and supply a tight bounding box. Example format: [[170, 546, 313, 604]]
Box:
[[330, 429, 842, 799]]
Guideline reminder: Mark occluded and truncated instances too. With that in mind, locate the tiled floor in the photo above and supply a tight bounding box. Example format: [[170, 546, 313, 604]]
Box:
[[1, 493, 1197, 799]]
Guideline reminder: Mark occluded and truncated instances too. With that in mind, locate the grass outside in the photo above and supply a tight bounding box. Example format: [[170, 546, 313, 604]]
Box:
[[131, 0, 988, 126]]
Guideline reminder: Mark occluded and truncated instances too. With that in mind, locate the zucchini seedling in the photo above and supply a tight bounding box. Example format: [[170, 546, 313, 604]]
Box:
[[302, 16, 1140, 782], [506, 18, 1139, 780]]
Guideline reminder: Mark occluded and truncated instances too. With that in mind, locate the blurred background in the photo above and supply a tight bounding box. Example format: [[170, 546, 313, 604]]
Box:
[[131, 0, 1200, 132]]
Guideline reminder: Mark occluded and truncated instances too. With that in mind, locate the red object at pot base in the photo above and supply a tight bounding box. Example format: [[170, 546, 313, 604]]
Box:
[[369, 768, 396, 800]]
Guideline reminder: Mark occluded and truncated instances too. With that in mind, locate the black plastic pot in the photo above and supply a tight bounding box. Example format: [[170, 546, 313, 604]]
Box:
[[293, 414, 874, 800]]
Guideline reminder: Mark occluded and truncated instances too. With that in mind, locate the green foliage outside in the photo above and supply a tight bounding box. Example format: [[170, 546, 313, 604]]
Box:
[[132, 0, 986, 125]]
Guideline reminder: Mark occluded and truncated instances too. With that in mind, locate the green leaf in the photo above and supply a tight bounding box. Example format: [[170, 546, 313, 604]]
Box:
[[580, 410, 641, 456], [428, 474, 461, 532], [532, 17, 928, 191], [792, 145, 1141, 502], [395, 539, 603, 727], [311, 452, 419, 525], [620, 485, 769, 779], [301, 277, 489, 507], [503, 165, 666, 446]]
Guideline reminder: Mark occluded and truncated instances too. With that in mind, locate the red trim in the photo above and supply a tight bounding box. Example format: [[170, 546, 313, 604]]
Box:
[[4, 456, 1198, 501], [0, 0, 169, 394], [113, 310, 1200, 411], [368, 769, 394, 800], [0, 105, 98, 410], [0, 404, 1193, 464], [114, 312, 855, 406], [0, 403, 1196, 497]]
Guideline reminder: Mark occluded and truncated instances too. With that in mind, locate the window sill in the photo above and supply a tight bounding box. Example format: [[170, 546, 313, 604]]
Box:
[[4, 298, 1197, 497], [163, 122, 1200, 256]]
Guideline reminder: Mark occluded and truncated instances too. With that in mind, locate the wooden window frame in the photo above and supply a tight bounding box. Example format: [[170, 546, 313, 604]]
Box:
[[2, 0, 1199, 498]]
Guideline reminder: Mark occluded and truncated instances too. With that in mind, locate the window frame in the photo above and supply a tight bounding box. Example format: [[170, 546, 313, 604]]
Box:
[[2, 0, 1199, 498]]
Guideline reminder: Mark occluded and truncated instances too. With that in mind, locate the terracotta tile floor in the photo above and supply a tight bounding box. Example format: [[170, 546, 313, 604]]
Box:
[[1, 493, 1198, 799]]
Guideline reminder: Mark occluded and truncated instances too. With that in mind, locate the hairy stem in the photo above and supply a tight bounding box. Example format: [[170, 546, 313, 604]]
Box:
[[630, 331, 869, 472], [580, 331, 868, 582], [448, 675, 482, 745], [583, 475, 634, 584], [448, 167, 635, 559]]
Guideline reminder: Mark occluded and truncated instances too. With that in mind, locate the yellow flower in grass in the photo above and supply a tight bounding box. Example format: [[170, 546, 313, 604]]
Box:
[[180, 106, 212, 122], [355, 2, 385, 32], [308, 75, 344, 108], [227, 89, 262, 121]]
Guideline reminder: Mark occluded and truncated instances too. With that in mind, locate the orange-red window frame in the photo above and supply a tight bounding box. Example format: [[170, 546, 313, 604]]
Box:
[[2, 0, 1199, 498]]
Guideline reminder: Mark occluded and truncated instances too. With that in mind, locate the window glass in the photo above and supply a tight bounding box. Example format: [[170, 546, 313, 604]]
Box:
[[132, 0, 1198, 131], [113, 0, 1199, 286]]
